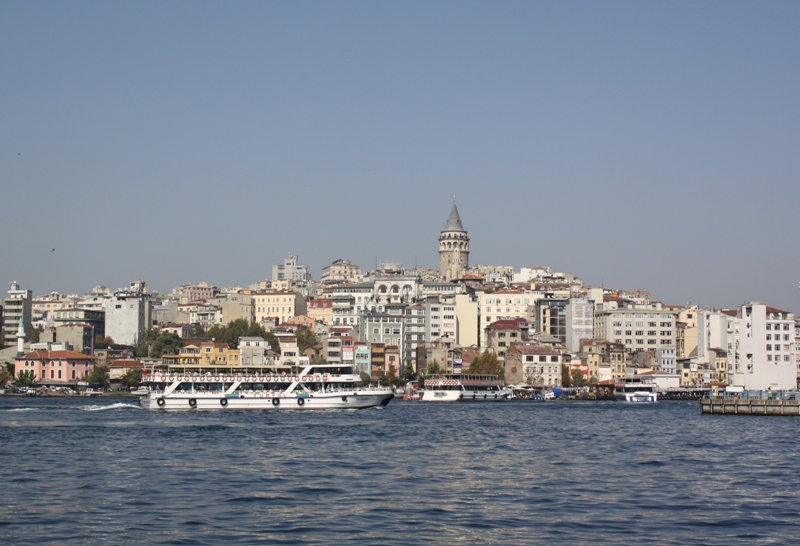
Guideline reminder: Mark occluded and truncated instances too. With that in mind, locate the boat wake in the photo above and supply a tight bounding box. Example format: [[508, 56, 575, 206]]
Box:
[[82, 403, 141, 411], [3, 407, 44, 412]]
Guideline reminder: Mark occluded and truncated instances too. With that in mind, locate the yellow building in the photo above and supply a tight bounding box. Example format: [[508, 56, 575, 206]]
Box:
[[307, 298, 333, 325], [254, 292, 307, 325]]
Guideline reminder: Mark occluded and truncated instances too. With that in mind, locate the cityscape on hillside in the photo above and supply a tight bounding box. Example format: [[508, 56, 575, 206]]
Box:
[[2, 201, 798, 393]]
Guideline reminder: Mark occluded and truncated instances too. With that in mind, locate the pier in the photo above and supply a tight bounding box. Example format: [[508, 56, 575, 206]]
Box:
[[700, 395, 800, 416]]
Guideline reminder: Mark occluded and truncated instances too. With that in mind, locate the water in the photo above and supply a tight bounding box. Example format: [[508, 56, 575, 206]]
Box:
[[1, 397, 799, 545]]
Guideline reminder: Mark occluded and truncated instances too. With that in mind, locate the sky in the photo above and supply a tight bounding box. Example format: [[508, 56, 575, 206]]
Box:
[[1, 1, 798, 311]]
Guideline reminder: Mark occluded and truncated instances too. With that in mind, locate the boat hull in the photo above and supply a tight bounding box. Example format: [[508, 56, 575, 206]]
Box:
[[421, 389, 513, 402], [138, 391, 394, 410], [618, 391, 658, 403]]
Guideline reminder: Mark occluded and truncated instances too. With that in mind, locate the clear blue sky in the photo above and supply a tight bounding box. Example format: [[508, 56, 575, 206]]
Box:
[[2, 1, 798, 310]]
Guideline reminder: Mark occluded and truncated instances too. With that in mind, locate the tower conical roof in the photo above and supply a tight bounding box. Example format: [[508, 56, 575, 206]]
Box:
[[443, 201, 465, 232]]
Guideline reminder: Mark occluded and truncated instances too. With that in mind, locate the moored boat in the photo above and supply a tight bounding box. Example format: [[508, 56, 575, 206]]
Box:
[[421, 374, 514, 402], [614, 382, 658, 403], [135, 363, 394, 410]]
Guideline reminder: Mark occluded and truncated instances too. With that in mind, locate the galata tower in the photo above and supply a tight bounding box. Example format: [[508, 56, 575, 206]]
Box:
[[439, 197, 470, 281]]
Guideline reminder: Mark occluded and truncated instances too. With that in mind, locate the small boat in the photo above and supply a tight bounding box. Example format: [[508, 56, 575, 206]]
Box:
[[421, 374, 514, 402], [82, 388, 104, 397], [615, 382, 658, 403], [134, 363, 394, 411], [130, 387, 150, 396]]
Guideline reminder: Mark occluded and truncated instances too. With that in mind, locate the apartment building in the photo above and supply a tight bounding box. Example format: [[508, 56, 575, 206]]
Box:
[[3, 282, 32, 347], [594, 303, 677, 354], [253, 292, 307, 325]]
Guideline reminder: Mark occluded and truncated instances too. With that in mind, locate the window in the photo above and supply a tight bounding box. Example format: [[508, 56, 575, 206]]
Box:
[[648, 331, 656, 336], [551, 356, 559, 362], [766, 344, 772, 351], [635, 331, 644, 336]]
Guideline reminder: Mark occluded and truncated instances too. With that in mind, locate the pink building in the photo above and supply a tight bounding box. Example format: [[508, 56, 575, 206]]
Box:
[[15, 350, 95, 383]]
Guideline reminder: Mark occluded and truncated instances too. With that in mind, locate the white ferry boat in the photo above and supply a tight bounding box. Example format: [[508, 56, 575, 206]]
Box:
[[135, 363, 394, 410], [421, 374, 514, 402], [615, 382, 658, 403]]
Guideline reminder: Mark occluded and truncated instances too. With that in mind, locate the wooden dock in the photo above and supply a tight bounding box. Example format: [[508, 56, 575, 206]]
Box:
[[700, 398, 800, 416]]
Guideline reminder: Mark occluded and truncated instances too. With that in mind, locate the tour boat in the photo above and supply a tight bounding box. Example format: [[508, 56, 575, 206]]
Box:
[[421, 374, 514, 402], [614, 382, 658, 403], [135, 363, 394, 410]]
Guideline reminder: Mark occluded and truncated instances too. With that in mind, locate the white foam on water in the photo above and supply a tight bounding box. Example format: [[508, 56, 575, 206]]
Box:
[[83, 402, 141, 411]]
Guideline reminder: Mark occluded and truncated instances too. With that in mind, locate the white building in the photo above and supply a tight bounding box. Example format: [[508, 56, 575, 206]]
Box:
[[3, 282, 32, 347], [272, 254, 310, 282], [730, 303, 795, 391], [239, 337, 270, 366], [565, 298, 594, 353], [594, 302, 677, 354], [321, 259, 362, 285], [104, 282, 152, 346]]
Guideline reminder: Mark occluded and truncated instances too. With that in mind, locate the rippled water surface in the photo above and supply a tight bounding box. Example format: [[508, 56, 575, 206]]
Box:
[[1, 397, 799, 545]]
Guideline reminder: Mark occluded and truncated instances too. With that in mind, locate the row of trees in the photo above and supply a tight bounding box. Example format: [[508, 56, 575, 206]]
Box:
[[560, 364, 596, 388]]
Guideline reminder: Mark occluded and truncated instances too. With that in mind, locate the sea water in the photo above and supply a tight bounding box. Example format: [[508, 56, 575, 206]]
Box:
[[1, 397, 798, 545]]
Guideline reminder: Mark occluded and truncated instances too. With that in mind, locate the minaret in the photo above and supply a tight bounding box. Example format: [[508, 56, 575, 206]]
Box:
[[439, 196, 470, 281], [16, 317, 25, 358]]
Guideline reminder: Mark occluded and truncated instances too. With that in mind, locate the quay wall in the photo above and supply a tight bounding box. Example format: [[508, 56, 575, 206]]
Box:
[[700, 398, 800, 416]]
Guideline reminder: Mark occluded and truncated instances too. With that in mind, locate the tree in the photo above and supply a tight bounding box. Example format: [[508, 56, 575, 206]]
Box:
[[523, 366, 540, 386], [85, 363, 110, 390], [206, 319, 279, 352], [359, 371, 371, 385], [120, 368, 143, 388], [0, 365, 13, 387], [95, 335, 115, 346], [189, 325, 206, 338], [561, 364, 572, 388], [150, 333, 184, 358], [469, 351, 504, 379], [382, 365, 405, 387], [426, 359, 443, 375], [141, 328, 161, 342], [16, 370, 37, 388], [571, 369, 588, 387], [295, 327, 318, 352], [135, 343, 150, 358], [31, 326, 44, 343]]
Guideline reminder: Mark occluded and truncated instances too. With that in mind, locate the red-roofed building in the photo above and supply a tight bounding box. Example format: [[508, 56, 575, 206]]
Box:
[[15, 350, 95, 384]]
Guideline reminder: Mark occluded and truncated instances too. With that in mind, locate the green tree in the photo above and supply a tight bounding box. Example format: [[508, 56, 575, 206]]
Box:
[[150, 333, 184, 358], [0, 365, 13, 387], [295, 327, 319, 352], [189, 325, 206, 338], [561, 364, 572, 388], [120, 368, 143, 388], [359, 371, 371, 385], [95, 335, 115, 346], [141, 328, 161, 342], [16, 370, 38, 388], [468, 351, 504, 379], [135, 343, 150, 358], [206, 319, 279, 352], [31, 326, 44, 343], [571, 369, 588, 387], [426, 359, 443, 375], [382, 365, 405, 387], [85, 363, 110, 390]]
